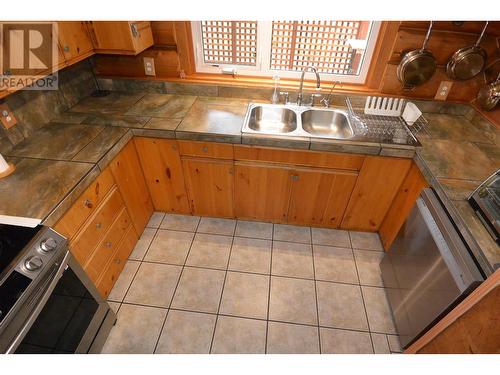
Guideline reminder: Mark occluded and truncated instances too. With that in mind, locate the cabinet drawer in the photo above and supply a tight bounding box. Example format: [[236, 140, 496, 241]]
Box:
[[84, 207, 132, 283], [54, 168, 115, 239], [178, 140, 234, 160], [234, 145, 365, 171], [96, 224, 138, 298], [70, 187, 125, 265]]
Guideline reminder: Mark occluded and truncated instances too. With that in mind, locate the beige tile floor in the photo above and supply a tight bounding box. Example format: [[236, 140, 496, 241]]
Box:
[[100, 212, 403, 354]]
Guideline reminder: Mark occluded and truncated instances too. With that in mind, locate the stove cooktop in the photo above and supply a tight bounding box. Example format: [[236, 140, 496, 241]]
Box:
[[469, 170, 500, 245], [0, 224, 43, 278]]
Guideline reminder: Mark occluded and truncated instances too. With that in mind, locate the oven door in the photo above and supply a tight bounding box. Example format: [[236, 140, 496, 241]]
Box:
[[5, 251, 116, 354]]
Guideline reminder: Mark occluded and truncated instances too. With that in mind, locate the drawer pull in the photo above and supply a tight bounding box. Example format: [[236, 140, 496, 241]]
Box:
[[114, 259, 121, 265], [202, 146, 209, 153], [290, 175, 299, 181], [95, 222, 102, 229], [83, 199, 94, 209], [104, 242, 112, 248]]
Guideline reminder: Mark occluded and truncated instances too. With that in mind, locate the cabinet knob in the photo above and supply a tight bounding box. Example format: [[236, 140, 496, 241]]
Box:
[[96, 222, 102, 229], [202, 146, 209, 153], [83, 199, 94, 208], [104, 242, 112, 248], [130, 23, 139, 38], [63, 45, 70, 52], [291, 175, 299, 181]]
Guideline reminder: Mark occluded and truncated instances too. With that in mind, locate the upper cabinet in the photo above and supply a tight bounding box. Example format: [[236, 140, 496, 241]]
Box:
[[87, 21, 154, 55], [57, 22, 94, 63]]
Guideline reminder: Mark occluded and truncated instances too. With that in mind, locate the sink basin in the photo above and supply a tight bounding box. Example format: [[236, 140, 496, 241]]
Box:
[[301, 109, 354, 139], [247, 105, 297, 134]]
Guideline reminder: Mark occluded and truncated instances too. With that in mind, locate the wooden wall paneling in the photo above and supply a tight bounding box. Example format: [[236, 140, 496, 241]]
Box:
[[109, 140, 154, 234], [150, 21, 177, 46], [287, 167, 358, 228], [341, 156, 412, 231], [379, 163, 429, 250], [91, 48, 179, 78], [173, 21, 195, 75], [406, 269, 500, 354], [400, 21, 500, 37], [134, 137, 190, 214], [234, 162, 292, 222], [182, 157, 234, 217], [365, 21, 401, 91]]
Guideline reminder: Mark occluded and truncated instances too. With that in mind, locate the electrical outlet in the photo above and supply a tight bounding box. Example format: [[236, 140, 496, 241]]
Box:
[[0, 103, 17, 129], [435, 81, 453, 101], [143, 57, 156, 76]]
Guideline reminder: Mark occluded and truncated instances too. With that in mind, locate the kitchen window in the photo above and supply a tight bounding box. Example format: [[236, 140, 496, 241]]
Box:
[[191, 21, 381, 84]]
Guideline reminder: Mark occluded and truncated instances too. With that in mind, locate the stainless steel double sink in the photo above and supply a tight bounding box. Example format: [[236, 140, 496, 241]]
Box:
[[242, 103, 354, 140]]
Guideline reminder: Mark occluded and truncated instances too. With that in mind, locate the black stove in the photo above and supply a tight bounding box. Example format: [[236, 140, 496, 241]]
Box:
[[0, 224, 43, 277], [469, 170, 500, 245]]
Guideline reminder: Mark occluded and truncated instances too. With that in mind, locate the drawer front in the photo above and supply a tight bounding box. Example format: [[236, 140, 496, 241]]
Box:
[[234, 145, 365, 171], [96, 224, 138, 298], [178, 140, 234, 160], [70, 187, 125, 265], [84, 207, 132, 283], [54, 168, 115, 239]]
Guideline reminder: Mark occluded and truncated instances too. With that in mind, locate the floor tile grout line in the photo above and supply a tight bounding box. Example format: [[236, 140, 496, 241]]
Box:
[[309, 226, 322, 354], [264, 222, 275, 354], [113, 224, 160, 304], [128, 257, 389, 289], [152, 216, 200, 354], [115, 300, 393, 335], [208, 220, 237, 354], [351, 245, 375, 354]]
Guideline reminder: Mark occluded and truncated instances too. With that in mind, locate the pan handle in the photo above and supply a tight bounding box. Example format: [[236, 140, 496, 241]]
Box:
[[422, 21, 433, 50], [475, 21, 489, 47]]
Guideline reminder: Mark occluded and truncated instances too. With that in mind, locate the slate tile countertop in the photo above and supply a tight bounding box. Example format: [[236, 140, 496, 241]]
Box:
[[0, 91, 498, 275]]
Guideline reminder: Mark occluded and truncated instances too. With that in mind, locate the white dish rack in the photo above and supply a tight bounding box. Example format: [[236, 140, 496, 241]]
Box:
[[346, 96, 428, 141]]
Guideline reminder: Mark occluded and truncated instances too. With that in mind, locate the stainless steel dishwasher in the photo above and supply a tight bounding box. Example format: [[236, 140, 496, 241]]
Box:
[[380, 188, 484, 349]]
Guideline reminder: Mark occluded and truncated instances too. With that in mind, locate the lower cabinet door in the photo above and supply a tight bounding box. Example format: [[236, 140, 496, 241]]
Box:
[[287, 168, 358, 228], [234, 162, 292, 223], [182, 158, 234, 217], [134, 137, 190, 214]]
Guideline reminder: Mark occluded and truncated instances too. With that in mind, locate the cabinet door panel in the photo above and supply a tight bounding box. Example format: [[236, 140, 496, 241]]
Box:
[[134, 137, 190, 214], [341, 156, 412, 231], [57, 21, 93, 61], [109, 140, 154, 234], [182, 158, 234, 217], [234, 162, 292, 222], [288, 168, 357, 227]]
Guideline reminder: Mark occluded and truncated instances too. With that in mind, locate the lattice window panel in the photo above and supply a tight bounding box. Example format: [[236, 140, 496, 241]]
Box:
[[201, 21, 257, 66], [270, 21, 363, 75]]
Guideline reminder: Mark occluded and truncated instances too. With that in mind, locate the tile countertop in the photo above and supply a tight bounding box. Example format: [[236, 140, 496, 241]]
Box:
[[0, 92, 498, 275]]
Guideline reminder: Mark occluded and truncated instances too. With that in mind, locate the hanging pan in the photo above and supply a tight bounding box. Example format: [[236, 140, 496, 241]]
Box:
[[477, 72, 500, 111], [446, 21, 489, 81], [397, 21, 437, 89]]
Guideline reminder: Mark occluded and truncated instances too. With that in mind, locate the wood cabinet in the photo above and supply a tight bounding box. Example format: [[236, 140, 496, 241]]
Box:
[[379, 163, 428, 250], [341, 156, 412, 231], [109, 140, 154, 234], [57, 22, 94, 63], [234, 162, 292, 222], [88, 21, 154, 55], [287, 168, 358, 227], [54, 166, 139, 298], [182, 157, 234, 217], [134, 137, 190, 214]]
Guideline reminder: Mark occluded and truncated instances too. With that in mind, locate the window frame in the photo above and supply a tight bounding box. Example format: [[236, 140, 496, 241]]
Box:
[[191, 21, 381, 84]]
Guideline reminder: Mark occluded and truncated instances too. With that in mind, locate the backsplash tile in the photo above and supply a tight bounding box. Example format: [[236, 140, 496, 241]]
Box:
[[0, 60, 96, 152]]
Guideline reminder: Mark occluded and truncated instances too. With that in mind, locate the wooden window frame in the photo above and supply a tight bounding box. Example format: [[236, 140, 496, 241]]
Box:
[[191, 21, 381, 84]]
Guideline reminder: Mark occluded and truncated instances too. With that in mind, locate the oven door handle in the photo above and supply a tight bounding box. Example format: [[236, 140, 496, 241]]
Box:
[[5, 251, 71, 354]]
